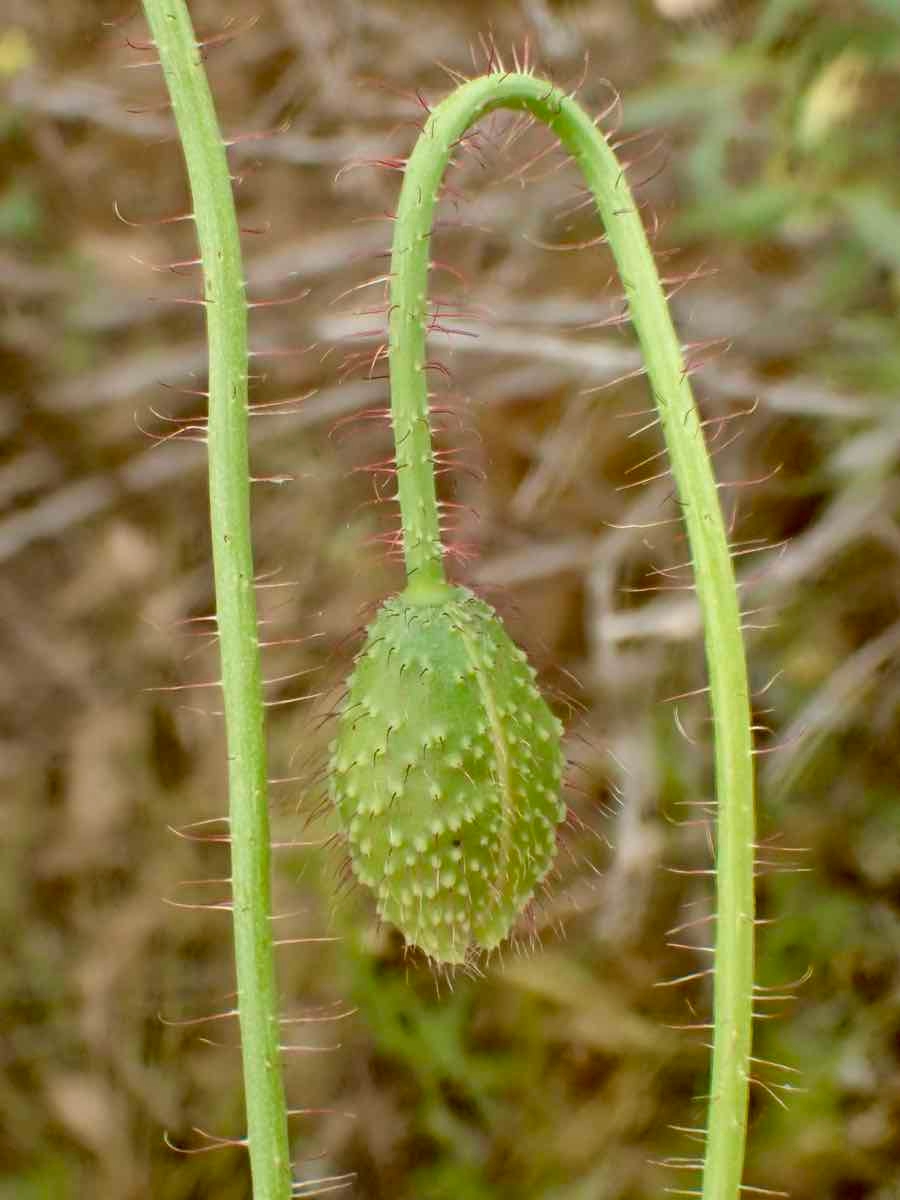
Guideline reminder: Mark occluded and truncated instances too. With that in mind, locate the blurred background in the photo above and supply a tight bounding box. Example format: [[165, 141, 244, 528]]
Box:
[[2, 1, 899, 1197]]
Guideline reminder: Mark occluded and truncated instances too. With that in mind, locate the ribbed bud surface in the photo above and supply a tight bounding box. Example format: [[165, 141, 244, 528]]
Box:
[[330, 585, 565, 964]]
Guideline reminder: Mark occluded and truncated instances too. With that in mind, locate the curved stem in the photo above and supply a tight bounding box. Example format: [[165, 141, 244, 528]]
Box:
[[140, 4, 291, 1198], [389, 73, 755, 1200]]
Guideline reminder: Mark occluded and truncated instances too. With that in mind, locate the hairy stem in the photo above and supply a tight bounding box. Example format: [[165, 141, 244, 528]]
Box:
[[389, 73, 755, 1200], [139, 3, 291, 1197]]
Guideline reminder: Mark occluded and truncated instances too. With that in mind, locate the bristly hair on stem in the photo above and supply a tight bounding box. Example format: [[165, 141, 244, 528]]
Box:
[[132, 7, 756, 1194], [138, 3, 292, 1200], [382, 73, 756, 1200]]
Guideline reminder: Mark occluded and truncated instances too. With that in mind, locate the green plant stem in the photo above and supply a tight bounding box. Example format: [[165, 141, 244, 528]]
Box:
[[389, 73, 755, 1200], [139, 4, 291, 1198]]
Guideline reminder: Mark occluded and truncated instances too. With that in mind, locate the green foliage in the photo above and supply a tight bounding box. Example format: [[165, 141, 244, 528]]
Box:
[[628, 0, 900, 272], [0, 184, 40, 240], [338, 938, 673, 1199], [0, 1160, 73, 1200]]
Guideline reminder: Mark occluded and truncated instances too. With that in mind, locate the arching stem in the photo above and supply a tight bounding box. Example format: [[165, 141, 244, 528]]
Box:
[[389, 73, 755, 1200]]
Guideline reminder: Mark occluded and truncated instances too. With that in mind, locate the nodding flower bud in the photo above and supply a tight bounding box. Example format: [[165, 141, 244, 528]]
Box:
[[330, 585, 565, 964]]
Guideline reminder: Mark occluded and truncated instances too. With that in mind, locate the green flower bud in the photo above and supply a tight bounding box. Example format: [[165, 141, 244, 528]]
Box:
[[331, 585, 565, 964]]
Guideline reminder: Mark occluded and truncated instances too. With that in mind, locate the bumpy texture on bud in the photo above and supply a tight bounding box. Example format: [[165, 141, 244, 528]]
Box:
[[330, 585, 565, 964]]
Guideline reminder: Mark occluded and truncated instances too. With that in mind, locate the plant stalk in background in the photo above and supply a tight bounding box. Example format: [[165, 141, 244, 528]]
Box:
[[138, 3, 291, 1198]]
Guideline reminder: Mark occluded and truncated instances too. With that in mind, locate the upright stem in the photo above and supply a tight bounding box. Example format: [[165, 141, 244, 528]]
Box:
[[140, 4, 291, 1198], [389, 74, 755, 1200]]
